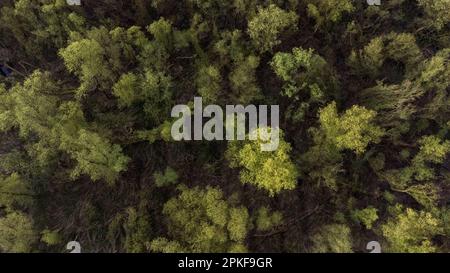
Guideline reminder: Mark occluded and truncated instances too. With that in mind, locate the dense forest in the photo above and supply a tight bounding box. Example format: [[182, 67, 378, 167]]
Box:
[[0, 0, 449, 253]]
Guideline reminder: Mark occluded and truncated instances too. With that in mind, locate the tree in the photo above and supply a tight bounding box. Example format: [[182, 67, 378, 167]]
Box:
[[255, 206, 283, 232], [247, 4, 298, 53], [113, 68, 174, 125], [301, 102, 384, 190], [196, 65, 222, 103], [348, 33, 423, 80], [317, 102, 384, 154], [358, 81, 424, 129], [213, 30, 262, 103], [60, 25, 155, 97], [6, 70, 59, 138], [153, 167, 179, 187], [60, 129, 130, 184], [311, 224, 353, 253], [150, 185, 250, 253], [381, 207, 443, 253], [271, 47, 339, 122], [60, 37, 114, 97], [306, 0, 354, 29], [0, 83, 16, 132], [0, 0, 85, 59], [382, 135, 449, 208], [229, 55, 262, 104], [123, 207, 152, 253], [0, 211, 38, 253], [416, 49, 450, 123], [271, 47, 339, 99], [226, 128, 298, 196], [0, 173, 33, 210], [352, 207, 379, 229], [40, 229, 62, 247], [417, 0, 450, 30]]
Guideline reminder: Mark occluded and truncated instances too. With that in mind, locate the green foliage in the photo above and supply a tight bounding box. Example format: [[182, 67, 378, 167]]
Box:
[[229, 55, 262, 104], [196, 65, 222, 103], [417, 0, 450, 30], [271, 47, 339, 109], [306, 0, 354, 29], [0, 211, 38, 253], [317, 102, 384, 154], [0, 0, 449, 254], [311, 224, 353, 253], [227, 129, 298, 196], [383, 135, 449, 208], [60, 38, 113, 97], [150, 186, 250, 253], [247, 4, 298, 53], [358, 81, 424, 128], [153, 167, 179, 187], [301, 102, 384, 190], [349, 33, 423, 79], [113, 69, 174, 124], [41, 229, 62, 246], [5, 70, 59, 137], [0, 0, 84, 58], [61, 129, 130, 184], [113, 73, 141, 108], [0, 84, 16, 132], [255, 207, 283, 232], [106, 205, 152, 253], [352, 207, 379, 229], [381, 207, 443, 253], [0, 173, 33, 209], [123, 207, 152, 253]]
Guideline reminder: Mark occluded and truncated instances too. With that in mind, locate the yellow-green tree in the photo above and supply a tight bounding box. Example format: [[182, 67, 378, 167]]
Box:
[[150, 185, 250, 253], [226, 128, 298, 196], [381, 207, 443, 253], [247, 4, 298, 53]]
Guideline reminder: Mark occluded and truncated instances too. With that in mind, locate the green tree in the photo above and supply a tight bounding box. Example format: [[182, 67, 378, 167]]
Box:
[[60, 26, 154, 97], [196, 65, 222, 103], [229, 55, 262, 104], [41, 230, 62, 246], [311, 224, 353, 253], [0, 211, 38, 253], [247, 4, 298, 53], [0, 0, 85, 59], [153, 167, 179, 187], [358, 81, 424, 129], [60, 129, 130, 184], [316, 102, 384, 154], [226, 129, 298, 196], [416, 49, 450, 123], [271, 47, 339, 121], [352, 207, 379, 229], [113, 69, 174, 125], [306, 0, 354, 29], [381, 207, 443, 253], [123, 207, 152, 253], [349, 33, 423, 80], [0, 173, 33, 210], [255, 206, 283, 232], [417, 0, 450, 30], [382, 135, 449, 208], [301, 102, 384, 190], [150, 185, 250, 253], [271, 47, 339, 99]]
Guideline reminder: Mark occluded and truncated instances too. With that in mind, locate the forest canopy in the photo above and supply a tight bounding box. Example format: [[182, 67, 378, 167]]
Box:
[[0, 0, 449, 253]]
